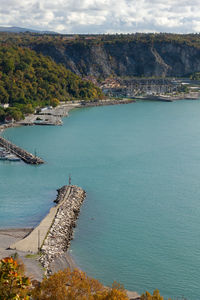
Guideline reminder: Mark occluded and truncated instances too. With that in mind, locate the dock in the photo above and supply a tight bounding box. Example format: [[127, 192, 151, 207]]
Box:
[[0, 136, 44, 164]]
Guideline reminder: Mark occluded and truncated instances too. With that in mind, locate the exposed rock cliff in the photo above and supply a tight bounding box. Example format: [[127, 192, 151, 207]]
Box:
[[31, 40, 200, 78]]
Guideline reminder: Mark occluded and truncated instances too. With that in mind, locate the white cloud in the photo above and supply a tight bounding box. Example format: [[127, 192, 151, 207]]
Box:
[[0, 0, 200, 33]]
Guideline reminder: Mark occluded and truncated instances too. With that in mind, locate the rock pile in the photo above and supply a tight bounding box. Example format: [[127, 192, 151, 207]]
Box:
[[39, 185, 86, 274]]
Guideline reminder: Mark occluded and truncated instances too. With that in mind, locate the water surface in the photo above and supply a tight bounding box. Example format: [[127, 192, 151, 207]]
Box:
[[1, 101, 200, 299]]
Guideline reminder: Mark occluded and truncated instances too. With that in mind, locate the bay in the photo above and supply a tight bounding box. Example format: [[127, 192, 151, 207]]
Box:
[[1, 100, 200, 299]]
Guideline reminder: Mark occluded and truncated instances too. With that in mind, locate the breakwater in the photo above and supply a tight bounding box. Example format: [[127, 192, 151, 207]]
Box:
[[80, 99, 135, 107], [39, 185, 86, 274], [0, 136, 44, 164]]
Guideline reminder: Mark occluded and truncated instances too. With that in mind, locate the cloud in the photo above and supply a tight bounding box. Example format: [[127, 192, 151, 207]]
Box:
[[0, 0, 200, 33]]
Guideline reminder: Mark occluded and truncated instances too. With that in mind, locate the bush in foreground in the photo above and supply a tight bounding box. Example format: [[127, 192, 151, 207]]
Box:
[[1, 256, 174, 300], [0, 257, 128, 299], [31, 268, 129, 300], [0, 256, 30, 299]]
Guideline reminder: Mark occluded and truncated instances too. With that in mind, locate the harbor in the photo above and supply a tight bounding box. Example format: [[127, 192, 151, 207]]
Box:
[[18, 103, 80, 126]]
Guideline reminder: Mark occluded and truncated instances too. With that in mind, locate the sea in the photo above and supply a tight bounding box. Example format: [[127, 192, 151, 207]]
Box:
[[1, 100, 200, 299]]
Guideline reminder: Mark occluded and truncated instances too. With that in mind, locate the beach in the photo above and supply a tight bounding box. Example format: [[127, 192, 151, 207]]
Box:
[[0, 228, 76, 280]]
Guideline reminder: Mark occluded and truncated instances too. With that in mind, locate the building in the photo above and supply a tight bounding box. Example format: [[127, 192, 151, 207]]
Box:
[[0, 103, 9, 109], [5, 116, 14, 123]]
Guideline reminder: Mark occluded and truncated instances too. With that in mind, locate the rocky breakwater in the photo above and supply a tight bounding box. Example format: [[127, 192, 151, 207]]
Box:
[[80, 98, 135, 107], [39, 185, 86, 274], [0, 136, 44, 164]]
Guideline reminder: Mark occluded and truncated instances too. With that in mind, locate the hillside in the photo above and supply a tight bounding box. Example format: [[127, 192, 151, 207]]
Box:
[[0, 46, 103, 121], [1, 33, 200, 78]]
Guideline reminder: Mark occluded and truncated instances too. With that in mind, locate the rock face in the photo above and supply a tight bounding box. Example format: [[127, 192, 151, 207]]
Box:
[[39, 185, 86, 274], [31, 40, 200, 78]]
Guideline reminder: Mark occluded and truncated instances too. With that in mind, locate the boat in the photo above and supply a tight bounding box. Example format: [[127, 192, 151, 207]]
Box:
[[5, 154, 21, 161], [0, 156, 7, 160]]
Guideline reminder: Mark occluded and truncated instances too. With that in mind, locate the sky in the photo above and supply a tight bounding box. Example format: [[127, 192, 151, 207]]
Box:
[[0, 0, 200, 34]]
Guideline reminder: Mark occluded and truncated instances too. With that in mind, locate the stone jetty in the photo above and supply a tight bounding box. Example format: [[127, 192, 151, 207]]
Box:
[[0, 136, 44, 164], [39, 185, 86, 274], [80, 98, 135, 107]]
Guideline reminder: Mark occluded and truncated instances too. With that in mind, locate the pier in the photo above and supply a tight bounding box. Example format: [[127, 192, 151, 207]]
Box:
[[10, 185, 86, 274], [0, 136, 44, 164]]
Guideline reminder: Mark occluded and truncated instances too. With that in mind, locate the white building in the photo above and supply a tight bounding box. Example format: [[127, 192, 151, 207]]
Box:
[[0, 103, 9, 109]]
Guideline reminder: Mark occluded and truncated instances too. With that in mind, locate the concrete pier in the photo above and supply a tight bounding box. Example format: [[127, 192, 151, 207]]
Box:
[[0, 136, 44, 164]]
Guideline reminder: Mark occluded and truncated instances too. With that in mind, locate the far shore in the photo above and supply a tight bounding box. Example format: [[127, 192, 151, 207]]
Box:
[[0, 98, 135, 133]]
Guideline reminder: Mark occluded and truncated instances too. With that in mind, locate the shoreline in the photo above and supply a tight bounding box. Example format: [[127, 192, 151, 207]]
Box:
[[8, 185, 86, 273], [134, 92, 200, 101], [0, 186, 85, 276], [0, 98, 135, 133]]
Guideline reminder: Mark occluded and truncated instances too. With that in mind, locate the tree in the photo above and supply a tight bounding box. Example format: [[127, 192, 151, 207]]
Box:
[[0, 256, 31, 300], [50, 98, 60, 107], [6, 107, 24, 121], [31, 268, 128, 300], [141, 289, 164, 300], [0, 107, 5, 121], [1, 57, 15, 74], [0, 85, 9, 103]]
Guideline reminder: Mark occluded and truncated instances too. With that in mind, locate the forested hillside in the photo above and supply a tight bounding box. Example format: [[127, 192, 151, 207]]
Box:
[[0, 46, 103, 121]]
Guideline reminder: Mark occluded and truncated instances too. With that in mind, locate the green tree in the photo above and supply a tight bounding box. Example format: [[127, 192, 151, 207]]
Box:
[[50, 98, 60, 107], [0, 85, 9, 103], [2, 57, 15, 74]]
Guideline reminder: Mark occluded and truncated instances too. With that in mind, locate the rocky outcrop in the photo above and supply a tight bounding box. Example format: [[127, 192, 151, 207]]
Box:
[[39, 185, 86, 275], [31, 40, 200, 78]]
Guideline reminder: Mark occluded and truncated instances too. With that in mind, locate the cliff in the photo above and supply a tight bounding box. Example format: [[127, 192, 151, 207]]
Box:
[[1, 33, 200, 79], [31, 39, 200, 78]]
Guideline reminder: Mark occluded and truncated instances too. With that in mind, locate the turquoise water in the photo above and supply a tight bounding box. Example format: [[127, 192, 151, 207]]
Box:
[[1, 101, 200, 299]]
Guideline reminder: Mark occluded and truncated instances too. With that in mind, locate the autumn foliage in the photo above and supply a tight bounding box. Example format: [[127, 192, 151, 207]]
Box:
[[141, 289, 164, 300], [0, 257, 128, 300], [0, 256, 171, 300], [32, 268, 129, 300], [0, 256, 30, 300]]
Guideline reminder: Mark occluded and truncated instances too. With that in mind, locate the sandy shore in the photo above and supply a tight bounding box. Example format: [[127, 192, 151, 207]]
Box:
[[0, 228, 44, 281], [0, 228, 76, 281]]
